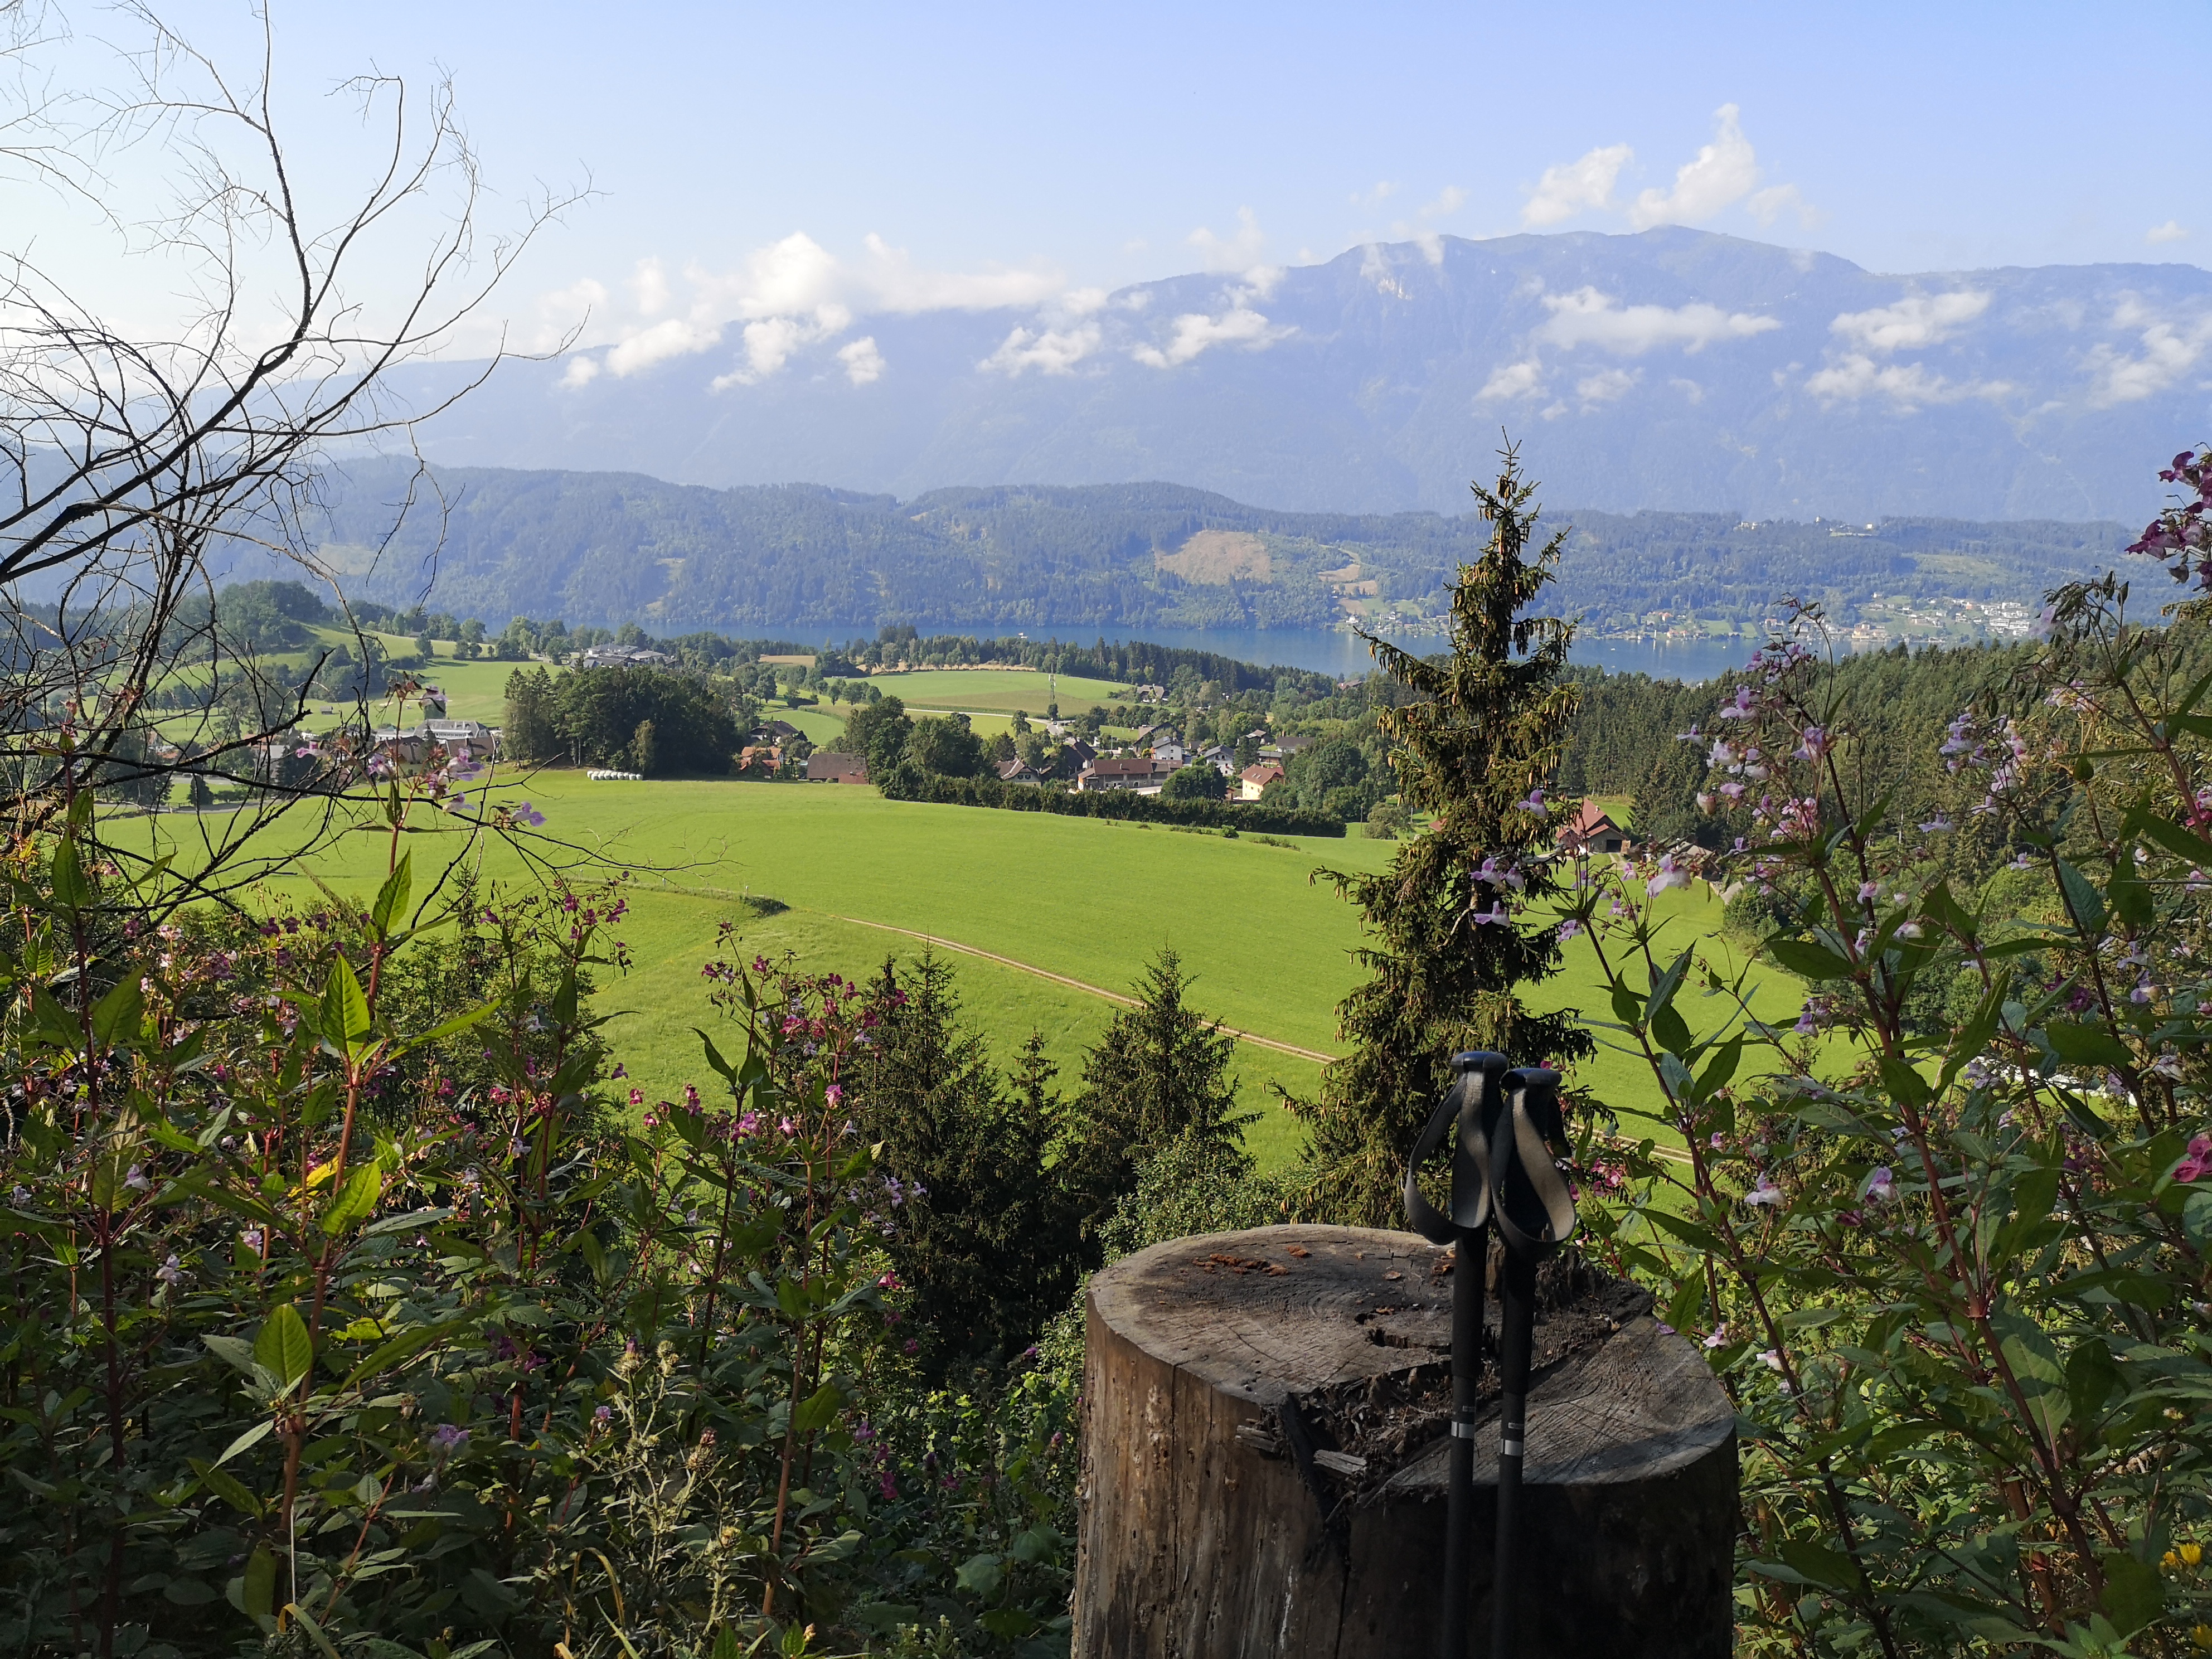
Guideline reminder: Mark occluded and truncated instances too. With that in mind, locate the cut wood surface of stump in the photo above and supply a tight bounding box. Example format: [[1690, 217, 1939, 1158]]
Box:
[[1075, 1224, 1736, 1659]]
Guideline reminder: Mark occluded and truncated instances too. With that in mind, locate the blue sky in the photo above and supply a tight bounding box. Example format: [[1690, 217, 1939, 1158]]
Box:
[[33, 2, 2209, 359]]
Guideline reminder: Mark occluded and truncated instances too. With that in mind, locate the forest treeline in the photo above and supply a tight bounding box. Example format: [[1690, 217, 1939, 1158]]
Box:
[[296, 457, 2120, 634]]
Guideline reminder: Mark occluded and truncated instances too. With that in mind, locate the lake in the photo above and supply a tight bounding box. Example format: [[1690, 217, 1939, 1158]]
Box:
[[764, 622, 1750, 685]]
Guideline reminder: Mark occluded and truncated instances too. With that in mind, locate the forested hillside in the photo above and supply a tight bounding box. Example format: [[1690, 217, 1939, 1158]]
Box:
[[307, 458, 2120, 634]]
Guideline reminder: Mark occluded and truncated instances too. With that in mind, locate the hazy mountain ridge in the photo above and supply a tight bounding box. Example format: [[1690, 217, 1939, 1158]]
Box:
[[311, 459, 2125, 633], [401, 227, 2212, 522]]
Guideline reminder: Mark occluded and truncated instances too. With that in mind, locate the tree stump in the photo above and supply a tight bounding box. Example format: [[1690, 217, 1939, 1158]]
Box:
[[1075, 1224, 1736, 1658]]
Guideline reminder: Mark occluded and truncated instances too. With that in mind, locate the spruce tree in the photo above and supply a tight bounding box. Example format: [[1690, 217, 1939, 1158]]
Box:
[[1063, 948, 1253, 1234], [1291, 445, 1594, 1225], [858, 955, 1083, 1370]]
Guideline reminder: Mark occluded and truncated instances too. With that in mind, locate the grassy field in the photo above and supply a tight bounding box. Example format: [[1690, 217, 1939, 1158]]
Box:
[[860, 667, 1129, 716], [121, 778, 1801, 1171]]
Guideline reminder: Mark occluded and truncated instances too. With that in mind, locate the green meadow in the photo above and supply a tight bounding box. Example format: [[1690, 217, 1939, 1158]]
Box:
[[122, 775, 1803, 1171]]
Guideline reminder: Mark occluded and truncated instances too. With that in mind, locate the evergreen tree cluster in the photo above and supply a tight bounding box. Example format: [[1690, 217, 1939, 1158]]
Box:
[[851, 948, 1257, 1372]]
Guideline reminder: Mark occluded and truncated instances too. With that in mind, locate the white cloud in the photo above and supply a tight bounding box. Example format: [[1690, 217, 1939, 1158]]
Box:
[[1189, 207, 1269, 274], [1576, 367, 1639, 405], [981, 322, 1102, 376], [855, 234, 1064, 313], [710, 307, 853, 389], [1628, 105, 1761, 229], [630, 258, 671, 317], [605, 316, 726, 377], [1423, 185, 1467, 219], [1669, 377, 1705, 404], [1804, 355, 2012, 409], [1350, 181, 1399, 208], [1522, 143, 1632, 227], [837, 336, 885, 386], [2148, 220, 2190, 245], [1478, 358, 1544, 401], [2086, 302, 2212, 404], [1132, 294, 1291, 368], [1536, 287, 1780, 353], [552, 230, 1075, 387], [1747, 183, 1817, 227], [1830, 290, 1990, 353]]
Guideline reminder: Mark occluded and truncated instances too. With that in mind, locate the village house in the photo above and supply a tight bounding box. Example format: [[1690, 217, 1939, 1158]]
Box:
[[1151, 739, 1187, 768], [1077, 754, 1159, 793], [1200, 743, 1235, 776], [806, 752, 868, 784], [1238, 761, 1284, 802], [996, 756, 1043, 784], [1063, 737, 1098, 768], [1556, 801, 1631, 856], [426, 717, 499, 760], [579, 644, 675, 670]]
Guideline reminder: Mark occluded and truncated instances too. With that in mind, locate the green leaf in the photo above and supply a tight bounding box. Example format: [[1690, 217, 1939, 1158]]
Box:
[[2098, 1551, 2164, 1637], [2136, 812, 2212, 868], [188, 1457, 264, 1519], [1767, 937, 1856, 980], [1990, 1309, 2068, 1445], [792, 1380, 844, 1433], [1939, 976, 2010, 1093], [954, 1552, 1005, 1598], [369, 854, 413, 941], [241, 1546, 277, 1620], [216, 1419, 274, 1466], [2066, 1337, 2121, 1429], [2184, 1189, 2212, 1251], [322, 955, 371, 1050], [253, 1304, 314, 1393], [2055, 859, 2107, 935], [321, 1157, 384, 1235], [1695, 1034, 1743, 1098], [1877, 1054, 1932, 1110], [693, 1028, 736, 1081], [287, 1603, 346, 1659], [1768, 1538, 1862, 1593], [203, 1335, 259, 1376], [337, 1317, 474, 1393], [90, 977, 143, 1051], [48, 840, 90, 910], [2046, 1021, 2132, 1071]]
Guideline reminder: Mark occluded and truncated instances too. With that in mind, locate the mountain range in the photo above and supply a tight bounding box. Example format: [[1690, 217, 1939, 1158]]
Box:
[[307, 460, 2122, 634], [397, 227, 2212, 523]]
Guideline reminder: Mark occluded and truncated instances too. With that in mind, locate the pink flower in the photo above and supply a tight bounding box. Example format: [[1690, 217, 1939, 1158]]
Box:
[[1743, 1175, 1784, 1208], [2174, 1135, 2212, 1184], [1647, 855, 1691, 897], [1860, 1165, 1894, 1204]]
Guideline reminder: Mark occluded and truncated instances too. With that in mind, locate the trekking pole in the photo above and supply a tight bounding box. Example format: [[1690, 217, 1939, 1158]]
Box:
[[1403, 1050, 1508, 1659], [1487, 1067, 1578, 1659]]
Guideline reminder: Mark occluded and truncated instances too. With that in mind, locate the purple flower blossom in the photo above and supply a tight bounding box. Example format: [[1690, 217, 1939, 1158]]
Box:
[[429, 1424, 469, 1454], [1716, 686, 1755, 721], [1860, 1166, 1894, 1204], [512, 802, 546, 828], [1744, 1175, 1784, 1208]]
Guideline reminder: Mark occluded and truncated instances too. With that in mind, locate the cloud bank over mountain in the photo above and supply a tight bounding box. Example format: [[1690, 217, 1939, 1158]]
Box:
[[406, 226, 2212, 522]]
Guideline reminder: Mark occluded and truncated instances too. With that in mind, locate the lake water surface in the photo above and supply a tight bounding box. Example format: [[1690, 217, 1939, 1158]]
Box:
[[771, 622, 1750, 685]]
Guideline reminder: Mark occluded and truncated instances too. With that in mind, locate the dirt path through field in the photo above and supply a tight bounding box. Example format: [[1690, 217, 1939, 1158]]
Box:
[[822, 911, 1341, 1065]]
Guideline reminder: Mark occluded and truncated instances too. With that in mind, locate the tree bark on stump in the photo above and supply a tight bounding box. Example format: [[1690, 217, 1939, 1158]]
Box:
[[1074, 1224, 1736, 1658]]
